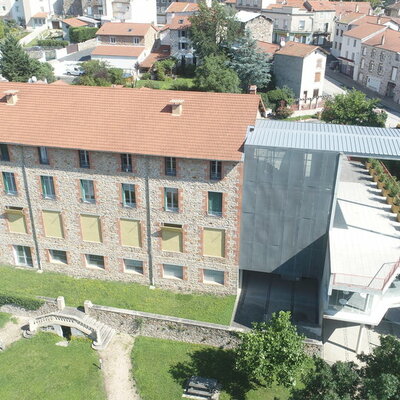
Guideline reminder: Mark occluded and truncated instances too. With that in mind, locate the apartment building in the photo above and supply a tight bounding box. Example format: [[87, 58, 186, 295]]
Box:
[[0, 83, 261, 294], [0, 0, 25, 23], [357, 29, 400, 103]]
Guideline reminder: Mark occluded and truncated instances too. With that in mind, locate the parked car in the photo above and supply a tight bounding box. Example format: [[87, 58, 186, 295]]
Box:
[[65, 65, 84, 76]]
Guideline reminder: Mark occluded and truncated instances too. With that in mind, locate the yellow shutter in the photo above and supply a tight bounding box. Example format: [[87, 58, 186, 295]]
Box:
[[6, 210, 27, 234], [120, 219, 141, 247], [203, 228, 225, 258], [161, 226, 183, 252], [80, 214, 102, 243], [42, 210, 64, 238]]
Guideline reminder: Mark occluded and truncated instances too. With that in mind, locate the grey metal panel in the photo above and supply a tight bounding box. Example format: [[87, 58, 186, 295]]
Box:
[[246, 120, 400, 159]]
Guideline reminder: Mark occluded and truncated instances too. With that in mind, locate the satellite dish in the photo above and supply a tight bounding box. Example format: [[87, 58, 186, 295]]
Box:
[[280, 40, 286, 47]]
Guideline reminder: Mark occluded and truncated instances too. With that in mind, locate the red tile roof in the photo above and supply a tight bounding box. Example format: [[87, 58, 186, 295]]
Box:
[[364, 28, 400, 52], [165, 2, 199, 13], [92, 45, 145, 57], [354, 15, 399, 26], [266, 0, 306, 9], [168, 15, 192, 30], [343, 23, 386, 39], [337, 12, 366, 24], [96, 22, 154, 37], [333, 1, 372, 15], [140, 45, 171, 69], [256, 40, 279, 54], [306, 1, 336, 11], [61, 17, 89, 27], [0, 83, 261, 161], [32, 12, 48, 18], [275, 41, 320, 57]]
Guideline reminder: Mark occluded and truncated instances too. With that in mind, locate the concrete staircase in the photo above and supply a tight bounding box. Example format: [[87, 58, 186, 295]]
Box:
[[25, 306, 115, 350]]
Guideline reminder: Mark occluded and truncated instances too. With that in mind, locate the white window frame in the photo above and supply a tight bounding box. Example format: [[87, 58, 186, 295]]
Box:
[[121, 153, 132, 172], [85, 254, 105, 269], [110, 36, 116, 44], [49, 249, 68, 264], [80, 179, 95, 203], [41, 175, 56, 199], [122, 183, 136, 207], [79, 150, 90, 168], [203, 269, 224, 285], [38, 146, 49, 165], [165, 187, 179, 212], [14, 245, 33, 267], [3, 172, 17, 195], [163, 264, 183, 280], [210, 161, 222, 180], [124, 259, 143, 274]]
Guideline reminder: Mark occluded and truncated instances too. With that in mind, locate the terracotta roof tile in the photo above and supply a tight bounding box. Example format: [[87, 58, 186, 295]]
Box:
[[343, 23, 386, 39], [61, 17, 89, 27], [92, 45, 145, 57], [165, 2, 199, 13], [333, 1, 372, 15], [275, 41, 320, 57], [364, 28, 400, 52], [140, 45, 171, 68], [96, 22, 154, 37], [337, 12, 366, 24], [0, 83, 261, 161], [256, 40, 279, 54], [266, 0, 306, 9], [168, 15, 192, 30], [306, 1, 336, 11], [32, 12, 48, 18]]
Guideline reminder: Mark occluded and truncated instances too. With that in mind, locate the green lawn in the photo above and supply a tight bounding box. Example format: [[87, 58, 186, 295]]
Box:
[[135, 77, 195, 90], [132, 337, 308, 400], [0, 332, 105, 400], [0, 265, 235, 325], [0, 312, 12, 328]]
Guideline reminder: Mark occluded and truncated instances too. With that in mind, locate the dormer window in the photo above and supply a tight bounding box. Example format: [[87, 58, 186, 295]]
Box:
[[110, 37, 116, 44]]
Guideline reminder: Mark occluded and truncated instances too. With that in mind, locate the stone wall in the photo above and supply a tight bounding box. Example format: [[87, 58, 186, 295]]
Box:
[[244, 16, 273, 43]]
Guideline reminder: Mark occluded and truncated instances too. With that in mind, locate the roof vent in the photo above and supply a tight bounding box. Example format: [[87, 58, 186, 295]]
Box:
[[170, 99, 184, 116], [4, 90, 19, 105], [179, 19, 184, 24], [248, 85, 257, 95]]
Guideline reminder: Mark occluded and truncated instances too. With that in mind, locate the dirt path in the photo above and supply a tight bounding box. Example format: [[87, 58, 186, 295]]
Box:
[[99, 333, 139, 400], [0, 316, 29, 348]]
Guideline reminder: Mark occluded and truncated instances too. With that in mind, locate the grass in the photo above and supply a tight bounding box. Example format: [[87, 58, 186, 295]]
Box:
[[0, 312, 13, 328], [0, 332, 105, 400], [0, 265, 235, 325], [135, 77, 195, 90], [132, 337, 311, 400], [283, 114, 319, 121]]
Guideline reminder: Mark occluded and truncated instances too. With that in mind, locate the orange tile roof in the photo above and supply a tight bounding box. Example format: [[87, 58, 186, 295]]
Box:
[[62, 17, 89, 27], [256, 40, 279, 54], [168, 15, 192, 30], [333, 1, 372, 15], [51, 80, 70, 85], [364, 28, 400, 52], [343, 23, 386, 39], [0, 83, 261, 161], [92, 45, 145, 57], [306, 1, 336, 11], [266, 0, 306, 9], [140, 45, 171, 69], [96, 22, 154, 37], [337, 12, 366, 24], [32, 12, 48, 18], [165, 2, 199, 13], [275, 41, 319, 57], [354, 15, 398, 26]]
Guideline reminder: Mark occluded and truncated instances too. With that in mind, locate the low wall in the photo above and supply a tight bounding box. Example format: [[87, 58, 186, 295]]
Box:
[[77, 38, 97, 51], [0, 296, 58, 317], [19, 25, 48, 46]]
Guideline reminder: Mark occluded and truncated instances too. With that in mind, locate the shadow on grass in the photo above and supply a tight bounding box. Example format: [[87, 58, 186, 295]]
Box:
[[169, 347, 256, 400]]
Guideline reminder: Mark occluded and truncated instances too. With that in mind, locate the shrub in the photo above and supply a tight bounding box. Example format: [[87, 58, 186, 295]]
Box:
[[140, 72, 151, 80], [69, 26, 97, 43], [37, 39, 68, 48], [0, 293, 44, 310], [143, 80, 162, 89], [170, 79, 193, 91], [388, 177, 399, 198], [267, 86, 295, 111], [275, 105, 293, 119]]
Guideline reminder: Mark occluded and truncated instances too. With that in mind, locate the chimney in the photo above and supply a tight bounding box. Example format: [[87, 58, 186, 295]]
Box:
[[4, 90, 19, 105], [355, 4, 359, 12], [248, 85, 257, 94], [377, 16, 381, 24], [381, 33, 385, 45], [170, 99, 184, 116]]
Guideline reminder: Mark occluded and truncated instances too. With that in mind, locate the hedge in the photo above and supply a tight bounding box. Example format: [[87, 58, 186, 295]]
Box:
[[0, 293, 44, 310], [69, 26, 97, 43], [37, 39, 69, 48]]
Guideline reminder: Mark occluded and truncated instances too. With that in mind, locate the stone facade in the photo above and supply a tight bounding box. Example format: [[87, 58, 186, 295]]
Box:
[[243, 16, 273, 43], [63, 0, 83, 16], [0, 145, 242, 294]]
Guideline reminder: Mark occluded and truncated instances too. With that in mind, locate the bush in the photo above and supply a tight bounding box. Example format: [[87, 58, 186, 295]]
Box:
[[275, 106, 293, 119], [0, 293, 44, 310], [170, 78, 193, 91], [37, 39, 68, 48], [69, 26, 97, 43], [140, 72, 151, 80], [267, 86, 295, 111], [142, 80, 162, 89]]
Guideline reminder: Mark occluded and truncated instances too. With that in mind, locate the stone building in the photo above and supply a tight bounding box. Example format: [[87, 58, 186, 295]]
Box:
[[385, 1, 400, 17], [0, 83, 261, 294], [236, 10, 273, 42]]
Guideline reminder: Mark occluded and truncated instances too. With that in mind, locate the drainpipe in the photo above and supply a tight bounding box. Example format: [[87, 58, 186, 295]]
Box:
[[21, 146, 42, 270], [144, 155, 155, 286]]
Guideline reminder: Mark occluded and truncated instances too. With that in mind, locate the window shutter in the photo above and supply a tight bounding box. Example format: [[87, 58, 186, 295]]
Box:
[[120, 219, 141, 247], [161, 226, 183, 252], [203, 228, 225, 257], [80, 215, 102, 242], [42, 210, 64, 238], [6, 210, 27, 234]]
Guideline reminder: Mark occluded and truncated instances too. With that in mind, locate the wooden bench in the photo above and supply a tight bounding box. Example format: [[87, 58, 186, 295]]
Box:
[[182, 376, 220, 400]]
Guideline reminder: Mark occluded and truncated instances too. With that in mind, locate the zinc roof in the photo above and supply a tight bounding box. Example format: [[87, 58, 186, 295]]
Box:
[[246, 120, 400, 159], [0, 83, 261, 162]]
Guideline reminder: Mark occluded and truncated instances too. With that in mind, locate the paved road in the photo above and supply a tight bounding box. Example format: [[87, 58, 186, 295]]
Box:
[[58, 48, 93, 62]]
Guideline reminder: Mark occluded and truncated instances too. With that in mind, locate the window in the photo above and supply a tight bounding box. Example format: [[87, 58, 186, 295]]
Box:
[[124, 259, 143, 274], [303, 90, 308, 99], [14, 245, 33, 267], [165, 187, 179, 212], [347, 38, 350, 46], [80, 179, 95, 203], [42, 210, 64, 238], [0, 144, 10, 161], [380, 52, 385, 62], [360, 58, 365, 69], [371, 49, 376, 58], [120, 219, 141, 247], [336, 28, 339, 36], [121, 154, 132, 172], [6, 207, 27, 234], [110, 36, 116, 44], [38, 146, 49, 165], [179, 42, 187, 50], [314, 72, 321, 82], [298, 20, 305, 30], [41, 176, 56, 199], [49, 249, 67, 264], [304, 153, 313, 177], [362, 47, 367, 56], [345, 50, 348, 59], [368, 61, 374, 72], [378, 63, 383, 75], [351, 52, 355, 60], [163, 264, 183, 280], [133, 37, 140, 44], [79, 150, 90, 168], [340, 30, 343, 37], [203, 269, 224, 285], [203, 228, 225, 258], [2, 172, 17, 195], [80, 214, 102, 243], [210, 161, 222, 180], [353, 39, 356, 47], [396, 53, 400, 62], [391, 66, 398, 81], [161, 224, 183, 252], [122, 183, 136, 207], [165, 157, 176, 176], [334, 42, 337, 49], [85, 254, 105, 269], [313, 89, 319, 98], [208, 192, 222, 216], [316, 58, 322, 68], [339, 43, 342, 51]]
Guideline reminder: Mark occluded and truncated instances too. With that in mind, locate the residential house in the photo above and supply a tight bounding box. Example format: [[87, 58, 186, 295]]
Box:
[[273, 41, 326, 105], [164, 1, 199, 23], [61, 16, 98, 41], [0, 0, 25, 24], [235, 0, 276, 12], [357, 29, 400, 103], [236, 10, 273, 42], [256, 39, 279, 58], [92, 22, 158, 73], [385, 1, 400, 17], [333, 0, 371, 16], [158, 0, 204, 24]]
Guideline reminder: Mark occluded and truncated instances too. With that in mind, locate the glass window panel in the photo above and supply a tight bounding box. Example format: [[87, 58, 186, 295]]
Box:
[[2, 172, 17, 195], [124, 259, 143, 274], [163, 264, 183, 279], [203, 269, 224, 285]]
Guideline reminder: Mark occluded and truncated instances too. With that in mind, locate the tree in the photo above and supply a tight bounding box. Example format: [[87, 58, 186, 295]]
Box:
[[235, 311, 306, 388], [189, 0, 242, 59], [153, 58, 176, 80], [194, 55, 240, 93], [75, 60, 124, 86], [0, 20, 5, 40], [229, 34, 272, 91], [321, 89, 387, 127], [291, 358, 360, 400]]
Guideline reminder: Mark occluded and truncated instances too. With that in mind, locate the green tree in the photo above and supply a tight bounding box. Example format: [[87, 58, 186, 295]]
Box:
[[235, 311, 306, 388], [321, 89, 387, 127], [0, 20, 5, 40], [291, 358, 360, 400], [263, 86, 295, 114], [189, 0, 242, 59], [194, 55, 240, 93], [75, 60, 124, 86], [153, 58, 176, 81], [229, 34, 272, 91]]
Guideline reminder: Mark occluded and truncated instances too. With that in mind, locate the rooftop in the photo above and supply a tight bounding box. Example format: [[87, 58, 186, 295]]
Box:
[[91, 45, 145, 57], [140, 45, 171, 69], [235, 10, 261, 22], [256, 40, 280, 54], [96, 22, 154, 37], [305, 1, 336, 11], [0, 83, 261, 161], [165, 2, 199, 13], [337, 12, 366, 24], [61, 17, 89, 27], [364, 28, 400, 52], [332, 1, 372, 15], [246, 120, 400, 160], [343, 22, 386, 39], [167, 15, 192, 30], [275, 41, 320, 58]]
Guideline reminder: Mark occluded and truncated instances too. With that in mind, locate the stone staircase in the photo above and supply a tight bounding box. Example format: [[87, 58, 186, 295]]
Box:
[[25, 306, 115, 351]]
